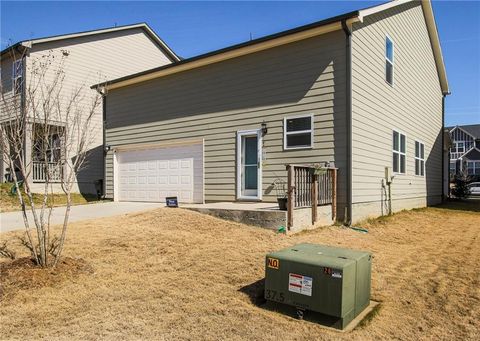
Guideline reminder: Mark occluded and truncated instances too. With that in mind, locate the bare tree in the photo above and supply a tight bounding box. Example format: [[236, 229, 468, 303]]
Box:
[[0, 48, 104, 267]]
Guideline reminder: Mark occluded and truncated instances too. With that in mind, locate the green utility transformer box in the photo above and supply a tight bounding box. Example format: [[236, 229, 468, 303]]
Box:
[[264, 243, 371, 330]]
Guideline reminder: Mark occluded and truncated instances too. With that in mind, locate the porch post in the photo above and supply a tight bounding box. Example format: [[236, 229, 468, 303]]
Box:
[[24, 122, 33, 184], [287, 165, 294, 230], [331, 168, 337, 221], [311, 173, 318, 225]]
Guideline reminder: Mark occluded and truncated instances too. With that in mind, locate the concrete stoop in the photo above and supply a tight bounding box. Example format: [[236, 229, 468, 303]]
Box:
[[184, 203, 333, 232]]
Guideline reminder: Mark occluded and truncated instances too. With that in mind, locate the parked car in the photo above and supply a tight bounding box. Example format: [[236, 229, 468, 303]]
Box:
[[468, 182, 480, 196]]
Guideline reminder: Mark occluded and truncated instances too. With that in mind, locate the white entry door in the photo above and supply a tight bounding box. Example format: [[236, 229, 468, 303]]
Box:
[[236, 130, 262, 200], [116, 143, 203, 203]]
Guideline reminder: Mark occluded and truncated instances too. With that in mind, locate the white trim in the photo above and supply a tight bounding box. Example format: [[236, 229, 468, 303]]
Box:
[[414, 140, 425, 176], [385, 35, 395, 87], [97, 0, 449, 94], [392, 130, 407, 175], [112, 139, 204, 203], [236, 129, 263, 201], [21, 23, 180, 62], [102, 22, 347, 91], [358, 0, 449, 94], [420, 0, 449, 94], [466, 160, 480, 176], [450, 126, 476, 140], [283, 113, 314, 150], [358, 0, 411, 22], [12, 59, 23, 95], [112, 138, 204, 152], [113, 151, 119, 202]]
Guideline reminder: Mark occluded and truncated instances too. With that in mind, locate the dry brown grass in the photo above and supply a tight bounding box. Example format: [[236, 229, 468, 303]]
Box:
[[0, 201, 479, 340]]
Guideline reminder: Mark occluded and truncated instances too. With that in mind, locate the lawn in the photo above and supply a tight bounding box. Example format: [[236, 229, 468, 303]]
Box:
[[0, 183, 100, 213], [0, 201, 479, 340]]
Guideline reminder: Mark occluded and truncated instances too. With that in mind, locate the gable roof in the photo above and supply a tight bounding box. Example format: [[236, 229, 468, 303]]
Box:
[[1, 23, 180, 62], [447, 124, 480, 139], [463, 147, 480, 161], [92, 0, 449, 95]]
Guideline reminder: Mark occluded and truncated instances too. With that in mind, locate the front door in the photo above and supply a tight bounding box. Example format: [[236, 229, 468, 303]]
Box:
[[237, 130, 262, 200]]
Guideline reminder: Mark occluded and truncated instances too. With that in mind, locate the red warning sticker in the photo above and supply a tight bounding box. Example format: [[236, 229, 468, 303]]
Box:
[[288, 273, 312, 296]]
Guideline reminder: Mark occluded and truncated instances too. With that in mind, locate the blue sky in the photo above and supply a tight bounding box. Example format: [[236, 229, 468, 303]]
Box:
[[1, 1, 479, 126]]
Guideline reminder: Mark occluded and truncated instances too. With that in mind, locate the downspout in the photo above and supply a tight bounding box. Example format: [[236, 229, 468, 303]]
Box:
[[441, 94, 445, 201], [342, 19, 353, 226], [94, 86, 107, 198], [441, 91, 450, 200]]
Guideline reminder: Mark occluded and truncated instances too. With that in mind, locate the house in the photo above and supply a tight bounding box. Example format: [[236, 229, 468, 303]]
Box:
[[447, 124, 480, 179], [93, 0, 449, 224], [0, 23, 179, 194]]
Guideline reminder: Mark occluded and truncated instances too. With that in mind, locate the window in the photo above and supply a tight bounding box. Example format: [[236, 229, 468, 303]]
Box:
[[392, 130, 406, 174], [284, 114, 313, 149], [415, 141, 425, 176], [453, 141, 465, 154], [467, 161, 480, 175], [32, 132, 62, 163], [449, 161, 456, 174], [385, 36, 394, 85], [12, 59, 23, 95]]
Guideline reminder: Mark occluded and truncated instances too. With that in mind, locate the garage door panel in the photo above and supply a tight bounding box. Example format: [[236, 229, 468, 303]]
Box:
[[117, 143, 203, 203]]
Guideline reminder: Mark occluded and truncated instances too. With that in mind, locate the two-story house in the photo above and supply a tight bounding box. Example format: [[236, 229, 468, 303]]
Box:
[[447, 124, 480, 179], [0, 23, 179, 194], [93, 0, 449, 223]]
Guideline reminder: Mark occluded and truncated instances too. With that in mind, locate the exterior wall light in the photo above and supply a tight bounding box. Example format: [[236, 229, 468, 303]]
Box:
[[261, 121, 268, 136]]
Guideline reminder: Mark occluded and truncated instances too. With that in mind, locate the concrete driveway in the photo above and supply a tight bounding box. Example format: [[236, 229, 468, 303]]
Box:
[[1, 202, 163, 233]]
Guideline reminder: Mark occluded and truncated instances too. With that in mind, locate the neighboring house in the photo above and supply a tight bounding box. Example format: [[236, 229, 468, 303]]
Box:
[[94, 0, 449, 223], [0, 23, 179, 194], [447, 124, 480, 180]]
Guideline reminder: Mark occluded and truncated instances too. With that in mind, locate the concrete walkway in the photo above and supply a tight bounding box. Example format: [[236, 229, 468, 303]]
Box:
[[0, 202, 163, 233]]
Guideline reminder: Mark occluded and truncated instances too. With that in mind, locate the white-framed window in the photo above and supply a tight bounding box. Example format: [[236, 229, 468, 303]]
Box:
[[12, 59, 23, 95], [452, 141, 465, 154], [449, 161, 456, 174], [385, 36, 394, 85], [392, 130, 406, 174], [467, 161, 480, 175], [283, 114, 314, 150], [415, 141, 425, 176]]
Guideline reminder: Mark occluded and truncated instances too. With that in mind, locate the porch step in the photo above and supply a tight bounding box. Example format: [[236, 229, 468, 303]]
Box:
[[185, 206, 285, 230], [184, 203, 333, 232]]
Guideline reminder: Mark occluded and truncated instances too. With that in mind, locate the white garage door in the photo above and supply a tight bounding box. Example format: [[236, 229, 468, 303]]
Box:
[[116, 143, 203, 203]]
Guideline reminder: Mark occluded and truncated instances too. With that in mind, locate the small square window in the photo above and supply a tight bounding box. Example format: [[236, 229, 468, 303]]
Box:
[[284, 115, 313, 149]]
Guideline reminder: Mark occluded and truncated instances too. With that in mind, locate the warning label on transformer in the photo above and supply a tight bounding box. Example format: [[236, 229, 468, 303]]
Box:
[[288, 273, 313, 296]]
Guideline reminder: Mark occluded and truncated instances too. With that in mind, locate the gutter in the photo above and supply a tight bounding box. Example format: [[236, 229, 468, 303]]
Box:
[[92, 11, 360, 90], [341, 19, 353, 226], [94, 87, 108, 197]]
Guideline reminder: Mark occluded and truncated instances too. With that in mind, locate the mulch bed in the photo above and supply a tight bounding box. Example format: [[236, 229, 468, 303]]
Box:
[[0, 257, 93, 300]]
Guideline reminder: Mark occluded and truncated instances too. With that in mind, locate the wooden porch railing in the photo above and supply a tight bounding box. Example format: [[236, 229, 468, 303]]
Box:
[[32, 161, 62, 182], [286, 164, 337, 230]]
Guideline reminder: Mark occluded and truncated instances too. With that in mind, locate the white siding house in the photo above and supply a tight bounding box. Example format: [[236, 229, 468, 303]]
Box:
[[1, 23, 179, 194]]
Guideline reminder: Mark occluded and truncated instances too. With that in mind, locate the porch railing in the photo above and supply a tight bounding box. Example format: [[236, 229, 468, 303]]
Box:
[[32, 161, 62, 182], [286, 164, 337, 230]]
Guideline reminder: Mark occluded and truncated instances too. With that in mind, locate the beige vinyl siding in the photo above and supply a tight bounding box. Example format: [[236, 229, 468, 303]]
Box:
[[0, 54, 20, 181], [351, 1, 443, 221], [0, 54, 20, 121], [24, 28, 173, 193], [105, 31, 348, 206]]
